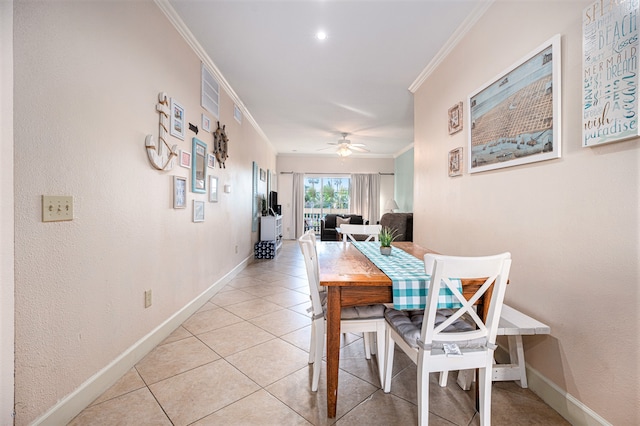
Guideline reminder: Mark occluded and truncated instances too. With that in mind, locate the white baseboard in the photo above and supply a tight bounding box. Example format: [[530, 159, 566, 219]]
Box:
[[32, 255, 252, 426], [526, 365, 612, 426]]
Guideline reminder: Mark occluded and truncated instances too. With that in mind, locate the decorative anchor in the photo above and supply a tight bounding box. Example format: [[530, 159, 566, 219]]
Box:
[[145, 92, 178, 170]]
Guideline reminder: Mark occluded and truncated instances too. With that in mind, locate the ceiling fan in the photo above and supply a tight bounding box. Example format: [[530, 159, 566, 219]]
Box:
[[328, 133, 370, 157]]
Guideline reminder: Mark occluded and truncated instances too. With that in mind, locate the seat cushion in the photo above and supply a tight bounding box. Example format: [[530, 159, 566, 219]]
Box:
[[320, 292, 386, 319], [385, 308, 483, 349]]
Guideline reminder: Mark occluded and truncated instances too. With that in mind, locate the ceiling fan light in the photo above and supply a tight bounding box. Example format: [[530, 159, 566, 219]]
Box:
[[337, 146, 352, 157]]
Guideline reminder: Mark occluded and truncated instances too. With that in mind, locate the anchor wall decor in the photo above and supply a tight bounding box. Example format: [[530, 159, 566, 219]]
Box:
[[145, 92, 178, 170]]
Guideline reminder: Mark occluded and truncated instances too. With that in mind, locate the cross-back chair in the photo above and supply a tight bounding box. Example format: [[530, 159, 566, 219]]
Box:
[[339, 224, 382, 242], [383, 252, 511, 425]]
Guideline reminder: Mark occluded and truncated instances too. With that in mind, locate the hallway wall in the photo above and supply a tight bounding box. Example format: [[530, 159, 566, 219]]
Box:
[[12, 1, 274, 423]]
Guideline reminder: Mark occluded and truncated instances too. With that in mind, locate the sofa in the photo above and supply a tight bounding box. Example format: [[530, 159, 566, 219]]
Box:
[[379, 212, 413, 241], [320, 214, 367, 241]]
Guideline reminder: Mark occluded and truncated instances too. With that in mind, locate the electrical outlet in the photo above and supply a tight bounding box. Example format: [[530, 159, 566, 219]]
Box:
[[144, 290, 152, 308], [42, 196, 73, 222]]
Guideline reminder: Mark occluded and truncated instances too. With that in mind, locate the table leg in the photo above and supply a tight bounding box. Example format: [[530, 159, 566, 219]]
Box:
[[326, 286, 341, 418]]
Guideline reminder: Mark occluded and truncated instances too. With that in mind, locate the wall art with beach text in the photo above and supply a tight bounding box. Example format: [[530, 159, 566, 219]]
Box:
[[583, 0, 639, 147]]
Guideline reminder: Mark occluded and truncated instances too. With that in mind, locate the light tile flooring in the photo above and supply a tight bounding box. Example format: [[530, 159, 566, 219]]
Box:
[[69, 241, 569, 425]]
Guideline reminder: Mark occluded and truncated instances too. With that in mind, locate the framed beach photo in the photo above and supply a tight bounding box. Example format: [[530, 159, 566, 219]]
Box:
[[170, 98, 185, 140], [468, 34, 561, 173], [173, 176, 187, 208], [193, 200, 205, 222], [207, 153, 215, 169]]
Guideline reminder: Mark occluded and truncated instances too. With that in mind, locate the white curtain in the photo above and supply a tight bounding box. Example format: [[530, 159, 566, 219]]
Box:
[[293, 173, 305, 238], [350, 174, 380, 224]]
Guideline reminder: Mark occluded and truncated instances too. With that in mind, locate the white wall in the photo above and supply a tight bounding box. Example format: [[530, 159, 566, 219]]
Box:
[[1, 1, 15, 423], [12, 2, 275, 424], [276, 155, 395, 239], [413, 1, 638, 424]]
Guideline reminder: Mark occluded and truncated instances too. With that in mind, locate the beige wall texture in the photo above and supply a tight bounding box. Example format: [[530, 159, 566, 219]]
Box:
[[413, 1, 638, 424], [12, 1, 274, 424], [1, 1, 15, 424]]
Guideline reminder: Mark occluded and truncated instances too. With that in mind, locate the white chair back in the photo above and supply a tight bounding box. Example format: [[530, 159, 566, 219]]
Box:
[[298, 231, 324, 318], [421, 252, 511, 351], [339, 224, 382, 242]]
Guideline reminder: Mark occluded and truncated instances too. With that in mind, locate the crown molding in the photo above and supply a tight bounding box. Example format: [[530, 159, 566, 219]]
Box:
[[408, 0, 494, 93], [153, 0, 274, 150]]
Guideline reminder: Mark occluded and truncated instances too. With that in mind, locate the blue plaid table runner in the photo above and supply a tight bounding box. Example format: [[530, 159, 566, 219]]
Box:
[[352, 242, 462, 310]]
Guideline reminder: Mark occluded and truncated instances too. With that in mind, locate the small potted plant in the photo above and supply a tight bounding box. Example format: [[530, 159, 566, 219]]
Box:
[[379, 226, 397, 255]]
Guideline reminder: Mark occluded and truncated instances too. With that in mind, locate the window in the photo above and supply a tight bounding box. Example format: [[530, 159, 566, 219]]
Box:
[[304, 176, 350, 234], [201, 63, 219, 118]]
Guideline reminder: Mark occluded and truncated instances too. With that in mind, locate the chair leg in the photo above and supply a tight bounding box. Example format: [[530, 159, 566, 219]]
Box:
[[369, 332, 377, 355], [438, 370, 448, 387], [383, 329, 395, 393], [375, 324, 386, 388], [311, 319, 324, 392], [308, 321, 316, 364], [478, 363, 493, 426], [363, 332, 372, 359], [417, 351, 430, 426]]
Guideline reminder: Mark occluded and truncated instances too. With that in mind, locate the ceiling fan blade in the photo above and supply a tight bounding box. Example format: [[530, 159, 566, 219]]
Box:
[[350, 143, 366, 147], [350, 146, 370, 153]]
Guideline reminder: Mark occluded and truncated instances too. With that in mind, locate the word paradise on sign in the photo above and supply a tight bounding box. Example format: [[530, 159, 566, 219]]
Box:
[[582, 0, 639, 147]]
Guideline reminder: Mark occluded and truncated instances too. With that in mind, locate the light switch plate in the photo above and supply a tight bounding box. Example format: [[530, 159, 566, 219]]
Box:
[[42, 196, 73, 222]]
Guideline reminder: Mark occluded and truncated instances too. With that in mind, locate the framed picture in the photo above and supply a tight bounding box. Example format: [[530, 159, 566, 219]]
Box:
[[179, 150, 191, 168], [170, 98, 185, 140], [260, 168, 266, 182], [207, 153, 215, 168], [208, 175, 218, 202], [202, 113, 211, 133], [173, 176, 187, 208], [468, 34, 561, 174], [448, 102, 463, 135], [582, 0, 639, 147], [191, 138, 207, 194], [448, 147, 463, 177], [193, 200, 205, 222]]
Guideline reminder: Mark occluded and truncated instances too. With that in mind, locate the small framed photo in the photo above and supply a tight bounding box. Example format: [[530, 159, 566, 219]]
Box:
[[209, 175, 218, 202], [260, 168, 266, 182], [179, 150, 191, 168], [448, 147, 463, 177], [173, 176, 187, 208], [448, 102, 463, 135], [193, 200, 205, 222], [170, 98, 185, 140], [202, 113, 211, 132], [207, 153, 215, 168]]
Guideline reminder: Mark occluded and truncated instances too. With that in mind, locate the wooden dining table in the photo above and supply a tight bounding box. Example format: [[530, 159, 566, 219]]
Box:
[[316, 240, 492, 418], [316, 241, 436, 418]]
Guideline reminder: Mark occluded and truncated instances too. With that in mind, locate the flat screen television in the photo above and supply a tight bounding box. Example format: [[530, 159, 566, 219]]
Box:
[[269, 191, 278, 212]]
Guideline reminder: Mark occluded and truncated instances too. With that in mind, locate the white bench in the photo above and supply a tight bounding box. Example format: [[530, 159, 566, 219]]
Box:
[[451, 304, 551, 389]]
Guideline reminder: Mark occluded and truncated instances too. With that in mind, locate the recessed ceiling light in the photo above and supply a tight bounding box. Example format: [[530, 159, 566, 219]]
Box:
[[316, 30, 327, 41]]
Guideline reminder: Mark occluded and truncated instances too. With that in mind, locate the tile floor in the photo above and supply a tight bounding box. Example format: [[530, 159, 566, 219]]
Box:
[[69, 241, 569, 426]]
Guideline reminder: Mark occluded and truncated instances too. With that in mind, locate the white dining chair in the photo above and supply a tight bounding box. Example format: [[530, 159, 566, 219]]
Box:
[[298, 230, 388, 390], [339, 224, 382, 242], [383, 252, 511, 426]]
